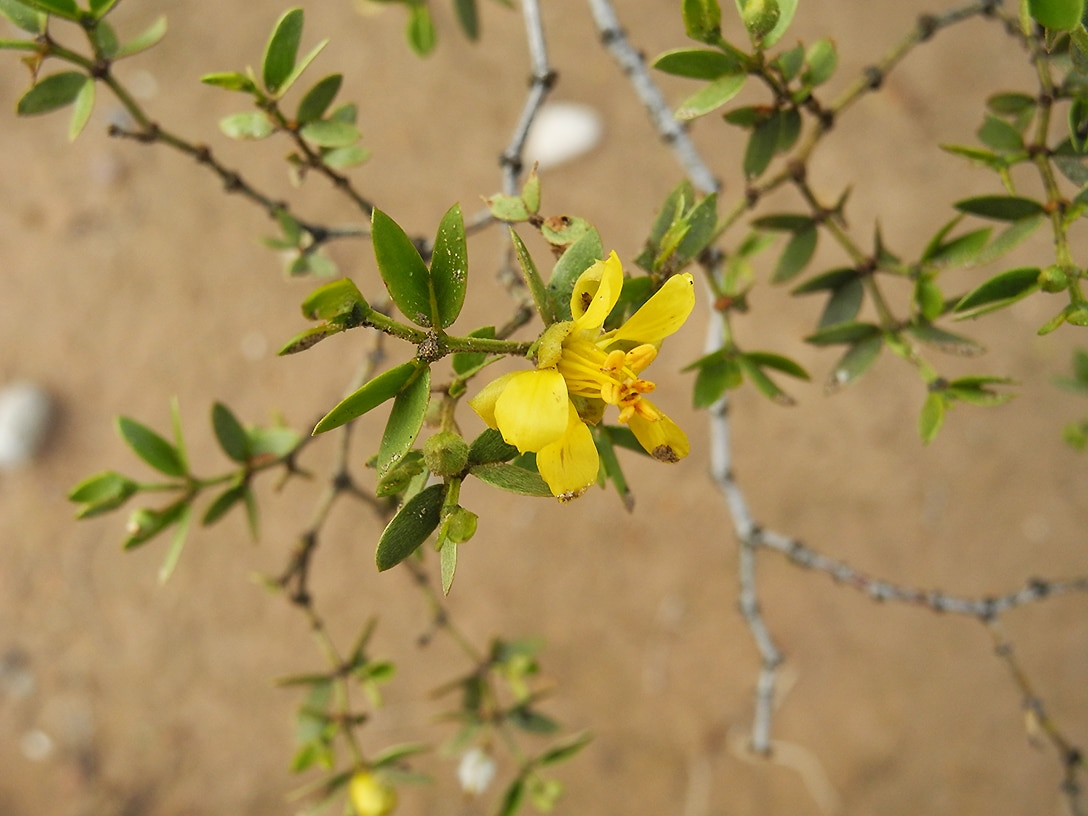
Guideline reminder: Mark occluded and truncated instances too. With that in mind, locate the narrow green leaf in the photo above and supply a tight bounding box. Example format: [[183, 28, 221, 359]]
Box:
[[744, 351, 809, 379], [675, 74, 746, 120], [219, 111, 275, 140], [92, 19, 119, 58], [114, 15, 167, 58], [539, 732, 593, 766], [988, 92, 1036, 115], [908, 324, 985, 356], [376, 483, 445, 571], [826, 335, 882, 391], [744, 113, 780, 179], [953, 266, 1041, 317], [978, 115, 1025, 152], [67, 77, 95, 141], [376, 365, 430, 478], [314, 361, 419, 435], [376, 449, 425, 498], [738, 354, 794, 405], [759, 0, 797, 47], [89, 0, 119, 15], [263, 7, 304, 94], [430, 203, 468, 328], [919, 391, 946, 444], [594, 427, 633, 511], [69, 470, 138, 518], [17, 72, 88, 116], [692, 353, 742, 407], [117, 416, 186, 477], [805, 321, 881, 346], [296, 73, 342, 124], [923, 227, 992, 267], [802, 38, 837, 87], [440, 539, 457, 594], [123, 499, 188, 550], [299, 118, 359, 148], [653, 47, 742, 79], [158, 504, 191, 584], [278, 324, 340, 355], [372, 208, 433, 327], [974, 215, 1044, 265], [212, 402, 249, 463], [772, 225, 817, 283], [321, 144, 371, 170], [818, 278, 864, 327], [248, 425, 302, 458], [954, 195, 1046, 221], [469, 462, 552, 497]]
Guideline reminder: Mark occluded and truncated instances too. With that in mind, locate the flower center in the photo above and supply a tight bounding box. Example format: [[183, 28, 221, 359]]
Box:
[[557, 338, 661, 424]]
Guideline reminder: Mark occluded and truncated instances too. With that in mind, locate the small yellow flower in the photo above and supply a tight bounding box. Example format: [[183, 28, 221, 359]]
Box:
[[349, 770, 397, 816], [470, 251, 695, 501]]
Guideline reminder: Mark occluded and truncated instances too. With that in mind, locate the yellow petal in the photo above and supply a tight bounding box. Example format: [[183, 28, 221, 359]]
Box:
[[628, 401, 690, 463], [608, 272, 695, 347], [536, 402, 599, 500], [570, 251, 623, 330], [469, 371, 521, 428], [493, 369, 569, 453]]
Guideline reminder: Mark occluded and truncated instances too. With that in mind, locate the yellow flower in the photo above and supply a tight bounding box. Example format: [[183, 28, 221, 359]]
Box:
[[470, 251, 695, 501], [349, 770, 397, 816]]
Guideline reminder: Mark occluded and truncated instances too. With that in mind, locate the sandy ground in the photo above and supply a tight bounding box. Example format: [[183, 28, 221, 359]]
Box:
[[0, 1, 1085, 815]]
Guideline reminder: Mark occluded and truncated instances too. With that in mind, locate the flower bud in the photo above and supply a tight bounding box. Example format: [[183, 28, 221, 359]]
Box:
[[457, 747, 496, 797], [349, 771, 397, 816], [446, 506, 478, 544], [1038, 265, 1070, 293], [422, 432, 470, 477], [741, 0, 780, 41]]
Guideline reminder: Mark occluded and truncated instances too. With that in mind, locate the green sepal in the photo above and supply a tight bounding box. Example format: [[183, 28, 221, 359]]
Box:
[[117, 416, 186, 477], [375, 483, 446, 571], [313, 361, 419, 434]]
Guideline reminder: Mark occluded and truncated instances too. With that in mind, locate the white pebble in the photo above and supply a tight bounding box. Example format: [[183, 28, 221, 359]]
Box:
[[524, 102, 604, 170], [0, 381, 54, 469], [457, 747, 496, 797]]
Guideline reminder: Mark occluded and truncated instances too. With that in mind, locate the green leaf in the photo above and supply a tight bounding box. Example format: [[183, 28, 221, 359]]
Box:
[[376, 364, 430, 478], [313, 361, 418, 434], [301, 277, 367, 322], [922, 227, 992, 267], [675, 74, 746, 120], [978, 115, 1025, 152], [907, 324, 984, 356], [469, 462, 553, 497], [430, 203, 468, 328], [89, 0, 118, 14], [451, 326, 496, 377], [801, 38, 837, 87], [407, 4, 436, 55], [919, 391, 946, 444], [743, 112, 780, 179], [376, 449, 425, 498], [467, 427, 518, 466], [826, 336, 882, 391], [263, 7, 304, 94], [1029, 0, 1085, 29], [653, 47, 743, 79], [805, 321, 881, 346], [219, 111, 275, 140], [321, 144, 371, 170], [248, 425, 301, 458], [372, 208, 434, 327], [454, 0, 479, 39], [539, 732, 593, 766], [375, 483, 445, 571], [67, 77, 95, 141], [759, 0, 797, 47], [818, 278, 864, 327], [738, 354, 794, 405], [988, 92, 1036, 116], [594, 427, 633, 510], [0, 0, 46, 33], [791, 267, 855, 293], [17, 72, 88, 116], [691, 352, 743, 408], [440, 539, 457, 594], [92, 19, 119, 58], [212, 402, 250, 463], [772, 224, 817, 283], [547, 229, 603, 322], [114, 15, 167, 58], [974, 215, 1044, 265], [117, 416, 186, 477], [953, 266, 1041, 317], [22, 0, 78, 19], [278, 324, 340, 355], [202, 483, 247, 526], [744, 351, 809, 380], [200, 71, 258, 94], [122, 499, 188, 550], [297, 73, 342, 123], [954, 195, 1046, 221], [299, 118, 359, 148]]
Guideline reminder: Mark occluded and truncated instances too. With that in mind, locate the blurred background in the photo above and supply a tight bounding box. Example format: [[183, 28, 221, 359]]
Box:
[[0, 1, 1084, 813]]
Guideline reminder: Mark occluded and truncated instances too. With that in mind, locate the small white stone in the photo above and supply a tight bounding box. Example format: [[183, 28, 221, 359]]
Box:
[[457, 747, 496, 797], [0, 381, 54, 470], [524, 102, 604, 170]]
